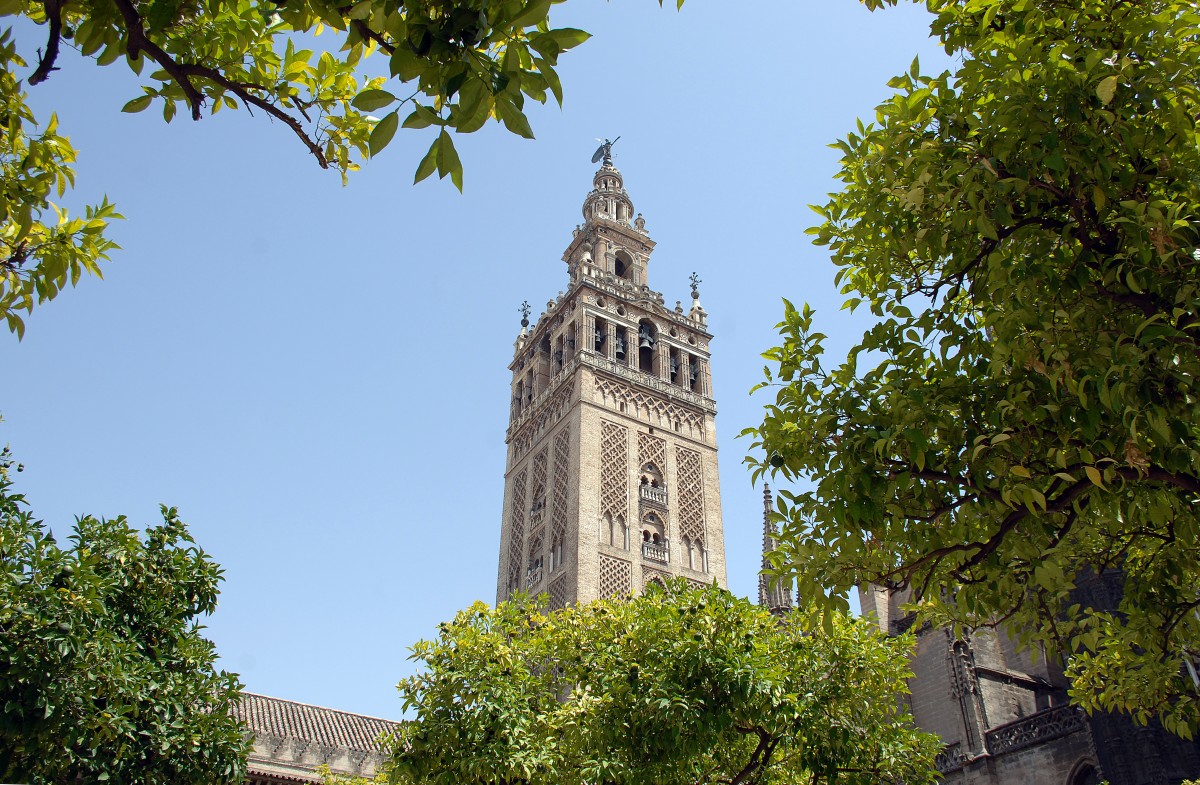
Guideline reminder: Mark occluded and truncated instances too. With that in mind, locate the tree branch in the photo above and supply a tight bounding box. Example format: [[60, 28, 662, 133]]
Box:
[[29, 0, 64, 85], [108, 0, 329, 168]]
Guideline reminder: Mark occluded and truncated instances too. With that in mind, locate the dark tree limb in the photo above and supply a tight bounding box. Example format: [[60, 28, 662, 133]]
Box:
[[107, 0, 329, 168], [29, 0, 64, 85]]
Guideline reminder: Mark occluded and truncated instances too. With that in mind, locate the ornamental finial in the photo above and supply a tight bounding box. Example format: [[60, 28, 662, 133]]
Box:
[[519, 300, 531, 328], [689, 272, 702, 300]]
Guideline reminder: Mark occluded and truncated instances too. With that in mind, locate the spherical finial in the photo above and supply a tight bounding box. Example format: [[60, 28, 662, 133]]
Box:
[[519, 300, 531, 329]]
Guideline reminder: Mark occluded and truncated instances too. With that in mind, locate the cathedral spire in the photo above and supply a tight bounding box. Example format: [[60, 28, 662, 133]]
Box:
[[759, 485, 793, 614]]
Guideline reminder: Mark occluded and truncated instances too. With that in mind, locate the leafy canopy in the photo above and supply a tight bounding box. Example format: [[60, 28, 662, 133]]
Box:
[[0, 447, 249, 783], [747, 0, 1200, 737], [385, 581, 939, 785], [0, 0, 683, 335]]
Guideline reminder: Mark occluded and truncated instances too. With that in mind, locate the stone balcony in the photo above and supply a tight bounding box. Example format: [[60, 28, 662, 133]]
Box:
[[642, 541, 669, 564], [639, 484, 668, 506]]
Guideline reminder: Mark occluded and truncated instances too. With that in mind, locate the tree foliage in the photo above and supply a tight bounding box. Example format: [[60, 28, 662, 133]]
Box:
[[385, 581, 939, 785], [0, 0, 683, 335], [747, 0, 1200, 736], [0, 447, 249, 783]]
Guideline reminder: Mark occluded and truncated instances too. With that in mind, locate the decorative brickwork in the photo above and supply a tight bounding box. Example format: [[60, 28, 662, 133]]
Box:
[[642, 566, 671, 589], [600, 421, 628, 521], [510, 385, 575, 460], [506, 468, 528, 597], [527, 531, 543, 577], [551, 427, 570, 544], [676, 446, 705, 542], [638, 431, 666, 475], [594, 376, 704, 436], [547, 574, 570, 611], [530, 448, 548, 530], [599, 553, 632, 598]]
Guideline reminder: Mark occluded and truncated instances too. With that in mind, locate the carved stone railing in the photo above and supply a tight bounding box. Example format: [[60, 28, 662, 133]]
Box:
[[640, 485, 668, 506], [526, 564, 543, 589], [581, 351, 716, 413], [642, 541, 669, 564], [935, 741, 967, 773], [985, 705, 1086, 756]]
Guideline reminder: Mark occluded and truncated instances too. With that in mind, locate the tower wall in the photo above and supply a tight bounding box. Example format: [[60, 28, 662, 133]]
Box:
[[497, 159, 725, 609]]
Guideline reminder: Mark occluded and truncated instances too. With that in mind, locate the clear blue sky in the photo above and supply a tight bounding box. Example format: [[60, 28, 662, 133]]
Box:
[[0, 1, 949, 719]]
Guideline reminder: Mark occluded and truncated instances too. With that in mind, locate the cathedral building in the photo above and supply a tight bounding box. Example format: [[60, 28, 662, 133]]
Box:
[[862, 572, 1200, 784], [496, 147, 727, 605]]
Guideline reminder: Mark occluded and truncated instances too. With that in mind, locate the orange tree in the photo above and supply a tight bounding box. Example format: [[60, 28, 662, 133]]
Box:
[[747, 0, 1200, 737]]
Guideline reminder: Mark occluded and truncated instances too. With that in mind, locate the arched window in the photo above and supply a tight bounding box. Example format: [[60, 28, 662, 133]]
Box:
[[614, 250, 634, 281], [637, 320, 656, 373]]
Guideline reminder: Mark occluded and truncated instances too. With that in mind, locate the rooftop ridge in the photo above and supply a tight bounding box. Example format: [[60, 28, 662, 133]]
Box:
[[239, 691, 400, 726]]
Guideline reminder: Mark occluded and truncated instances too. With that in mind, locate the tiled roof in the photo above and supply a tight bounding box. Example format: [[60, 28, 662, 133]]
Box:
[[236, 692, 399, 753]]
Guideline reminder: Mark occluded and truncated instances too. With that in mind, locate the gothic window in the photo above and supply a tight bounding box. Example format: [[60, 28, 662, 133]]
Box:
[[683, 536, 693, 569]]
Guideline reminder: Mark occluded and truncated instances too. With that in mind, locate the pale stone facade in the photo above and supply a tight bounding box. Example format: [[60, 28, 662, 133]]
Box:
[[497, 156, 727, 607]]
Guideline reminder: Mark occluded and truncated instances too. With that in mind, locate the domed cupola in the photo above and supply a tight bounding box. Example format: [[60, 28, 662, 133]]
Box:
[[583, 161, 635, 224]]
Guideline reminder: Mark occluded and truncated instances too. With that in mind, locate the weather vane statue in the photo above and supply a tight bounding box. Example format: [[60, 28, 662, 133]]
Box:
[[519, 300, 531, 328], [591, 136, 621, 165]]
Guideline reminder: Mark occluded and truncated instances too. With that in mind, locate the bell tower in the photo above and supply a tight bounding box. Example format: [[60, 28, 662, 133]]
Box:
[[496, 150, 727, 607]]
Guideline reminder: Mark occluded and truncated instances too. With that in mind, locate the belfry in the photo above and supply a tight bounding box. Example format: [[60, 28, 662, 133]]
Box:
[[497, 146, 727, 606]]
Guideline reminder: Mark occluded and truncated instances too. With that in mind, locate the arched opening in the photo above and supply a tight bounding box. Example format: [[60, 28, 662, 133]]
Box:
[[614, 250, 634, 281], [639, 462, 667, 505], [1067, 762, 1100, 785], [615, 325, 629, 363], [641, 512, 668, 563], [637, 319, 656, 373], [594, 317, 608, 354]]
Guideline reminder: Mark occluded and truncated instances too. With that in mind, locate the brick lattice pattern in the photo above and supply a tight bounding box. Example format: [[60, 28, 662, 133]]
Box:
[[507, 468, 528, 596], [547, 574, 570, 611], [529, 448, 548, 562], [551, 427, 570, 545], [676, 446, 705, 542], [600, 421, 628, 521], [638, 431, 666, 474], [599, 553, 632, 598]]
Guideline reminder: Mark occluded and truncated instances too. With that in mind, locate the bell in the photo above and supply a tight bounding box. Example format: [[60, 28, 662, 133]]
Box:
[[639, 334, 654, 349], [615, 335, 626, 359], [670, 357, 679, 376]]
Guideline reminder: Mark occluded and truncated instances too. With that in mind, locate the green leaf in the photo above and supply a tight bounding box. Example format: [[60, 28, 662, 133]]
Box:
[[1096, 75, 1118, 105], [437, 130, 463, 192], [495, 97, 535, 139], [1084, 466, 1104, 488], [414, 138, 438, 184], [368, 110, 400, 156], [121, 96, 153, 114], [352, 89, 398, 112]]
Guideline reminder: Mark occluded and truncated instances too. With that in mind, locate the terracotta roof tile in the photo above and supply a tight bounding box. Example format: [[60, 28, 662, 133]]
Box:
[[236, 692, 399, 753]]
